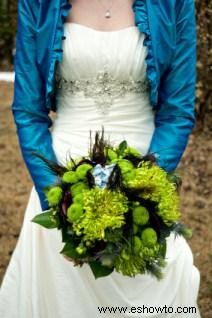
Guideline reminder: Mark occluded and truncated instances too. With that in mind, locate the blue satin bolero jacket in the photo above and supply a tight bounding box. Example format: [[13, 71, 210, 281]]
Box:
[[12, 0, 197, 210]]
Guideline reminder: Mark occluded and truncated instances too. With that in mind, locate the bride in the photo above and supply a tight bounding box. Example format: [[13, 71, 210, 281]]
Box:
[[0, 0, 201, 317]]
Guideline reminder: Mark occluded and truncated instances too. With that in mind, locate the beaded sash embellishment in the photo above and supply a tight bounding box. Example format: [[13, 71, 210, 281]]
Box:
[[55, 70, 149, 115]]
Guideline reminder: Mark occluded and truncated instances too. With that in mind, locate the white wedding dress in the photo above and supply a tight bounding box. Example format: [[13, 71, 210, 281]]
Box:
[[0, 23, 201, 318]]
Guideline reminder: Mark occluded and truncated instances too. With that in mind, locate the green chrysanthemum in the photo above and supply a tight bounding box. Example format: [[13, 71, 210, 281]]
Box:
[[62, 171, 79, 184], [132, 205, 149, 225], [72, 188, 128, 241], [139, 242, 160, 262], [73, 193, 85, 204], [114, 245, 146, 277], [141, 228, 157, 247], [107, 148, 118, 161], [116, 159, 134, 174], [125, 161, 181, 225], [75, 164, 93, 180], [46, 186, 63, 206], [67, 203, 84, 223], [70, 182, 89, 197]]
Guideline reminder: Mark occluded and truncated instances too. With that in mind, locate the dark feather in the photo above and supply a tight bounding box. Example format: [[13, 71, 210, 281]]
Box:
[[31, 151, 66, 176], [89, 127, 109, 165], [107, 164, 123, 190]]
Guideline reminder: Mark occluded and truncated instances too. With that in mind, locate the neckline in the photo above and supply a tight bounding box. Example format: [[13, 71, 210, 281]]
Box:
[[64, 22, 138, 33]]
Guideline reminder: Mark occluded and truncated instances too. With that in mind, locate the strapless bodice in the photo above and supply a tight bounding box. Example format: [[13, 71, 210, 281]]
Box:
[[56, 23, 149, 83], [52, 23, 155, 164]]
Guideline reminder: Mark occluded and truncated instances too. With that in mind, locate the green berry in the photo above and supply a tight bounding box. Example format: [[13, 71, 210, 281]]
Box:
[[62, 171, 79, 184], [132, 201, 140, 207], [132, 206, 149, 225], [100, 255, 114, 267], [67, 203, 84, 223], [76, 245, 87, 255], [85, 241, 92, 247], [141, 228, 157, 247], [46, 186, 63, 206]]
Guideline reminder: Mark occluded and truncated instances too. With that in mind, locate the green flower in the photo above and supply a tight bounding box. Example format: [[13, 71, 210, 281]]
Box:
[[132, 206, 150, 225], [70, 182, 89, 197], [141, 228, 157, 247], [67, 203, 84, 223], [73, 193, 85, 204], [46, 186, 63, 206], [114, 237, 161, 277], [126, 161, 181, 225], [116, 159, 134, 174], [122, 169, 136, 182], [73, 188, 128, 241], [139, 243, 160, 262], [107, 148, 118, 161], [62, 171, 79, 184], [75, 164, 93, 180], [114, 245, 146, 277]]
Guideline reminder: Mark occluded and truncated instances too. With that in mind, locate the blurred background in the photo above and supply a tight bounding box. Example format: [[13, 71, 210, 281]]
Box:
[[0, 1, 211, 317]]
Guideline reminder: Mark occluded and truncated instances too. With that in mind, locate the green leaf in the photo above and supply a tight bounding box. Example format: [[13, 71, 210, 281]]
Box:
[[118, 140, 127, 156], [60, 241, 81, 259], [31, 211, 58, 229], [89, 261, 114, 279], [61, 226, 73, 243]]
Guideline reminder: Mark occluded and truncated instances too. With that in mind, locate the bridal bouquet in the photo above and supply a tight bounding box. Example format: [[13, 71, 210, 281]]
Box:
[[31, 129, 191, 279]]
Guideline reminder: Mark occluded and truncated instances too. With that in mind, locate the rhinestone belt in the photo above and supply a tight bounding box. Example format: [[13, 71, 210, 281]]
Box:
[[55, 70, 149, 115]]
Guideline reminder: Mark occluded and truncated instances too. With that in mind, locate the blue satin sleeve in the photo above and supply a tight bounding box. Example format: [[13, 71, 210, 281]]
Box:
[[12, 0, 58, 210], [148, 0, 197, 172]]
